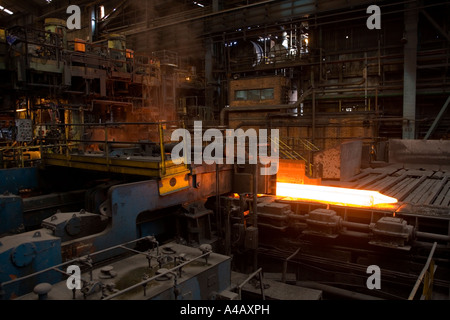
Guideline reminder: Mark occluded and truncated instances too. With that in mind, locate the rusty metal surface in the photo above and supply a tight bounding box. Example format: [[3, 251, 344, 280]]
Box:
[[61, 166, 233, 261], [16, 241, 231, 300], [346, 164, 450, 210], [340, 140, 363, 182], [277, 159, 321, 185], [388, 139, 450, 167]]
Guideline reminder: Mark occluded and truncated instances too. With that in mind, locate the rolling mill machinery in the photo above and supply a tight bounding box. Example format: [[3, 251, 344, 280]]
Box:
[[1, 16, 450, 301], [3, 147, 450, 300], [0, 17, 239, 300]]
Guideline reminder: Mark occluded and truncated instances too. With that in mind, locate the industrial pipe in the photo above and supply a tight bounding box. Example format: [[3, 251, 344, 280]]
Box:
[[415, 231, 450, 242], [220, 104, 297, 126], [342, 221, 372, 232]]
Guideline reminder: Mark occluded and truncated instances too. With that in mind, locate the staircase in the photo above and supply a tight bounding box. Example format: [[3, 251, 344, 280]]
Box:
[[270, 136, 320, 177]]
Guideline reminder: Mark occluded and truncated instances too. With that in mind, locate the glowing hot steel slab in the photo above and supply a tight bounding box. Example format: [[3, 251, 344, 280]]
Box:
[[276, 182, 398, 207]]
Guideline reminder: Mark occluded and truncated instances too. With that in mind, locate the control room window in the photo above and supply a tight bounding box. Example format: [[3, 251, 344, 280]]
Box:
[[261, 88, 274, 100], [235, 90, 247, 101], [235, 88, 274, 101]]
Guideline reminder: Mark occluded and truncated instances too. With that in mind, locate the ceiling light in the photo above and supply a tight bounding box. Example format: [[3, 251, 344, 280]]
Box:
[[0, 5, 14, 15]]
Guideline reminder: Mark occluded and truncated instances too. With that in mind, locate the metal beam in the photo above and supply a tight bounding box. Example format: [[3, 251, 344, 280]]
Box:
[[408, 242, 437, 300], [117, 0, 277, 36], [42, 153, 190, 178], [402, 2, 418, 140], [2, 0, 42, 16], [424, 95, 450, 140], [420, 9, 450, 42]]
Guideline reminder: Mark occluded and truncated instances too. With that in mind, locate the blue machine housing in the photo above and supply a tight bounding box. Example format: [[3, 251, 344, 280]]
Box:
[[0, 167, 38, 195], [0, 165, 233, 299], [0, 229, 62, 299], [0, 194, 23, 235]]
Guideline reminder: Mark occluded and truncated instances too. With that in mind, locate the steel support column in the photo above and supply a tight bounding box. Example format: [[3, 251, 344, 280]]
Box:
[[421, 10, 450, 42], [402, 3, 418, 139], [205, 1, 220, 114], [212, 0, 221, 12], [424, 95, 450, 140], [205, 37, 215, 111]]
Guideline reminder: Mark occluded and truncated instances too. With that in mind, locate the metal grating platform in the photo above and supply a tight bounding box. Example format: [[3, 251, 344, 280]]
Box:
[[43, 153, 190, 178], [347, 164, 450, 210]]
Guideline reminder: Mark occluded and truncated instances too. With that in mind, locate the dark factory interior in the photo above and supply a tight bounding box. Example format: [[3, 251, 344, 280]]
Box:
[[0, 0, 450, 303]]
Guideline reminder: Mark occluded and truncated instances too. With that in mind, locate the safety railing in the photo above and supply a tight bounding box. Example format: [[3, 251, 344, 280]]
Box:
[[6, 25, 163, 89], [35, 120, 190, 175], [274, 137, 307, 161], [408, 241, 437, 300], [282, 248, 300, 283], [0, 143, 76, 169], [237, 267, 266, 300], [0, 235, 151, 300], [271, 136, 318, 177], [152, 50, 178, 67], [7, 25, 64, 62], [227, 48, 310, 73], [0, 235, 214, 300], [66, 40, 162, 82]]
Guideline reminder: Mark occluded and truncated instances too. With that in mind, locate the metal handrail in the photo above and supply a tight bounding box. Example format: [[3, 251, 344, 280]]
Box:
[[283, 137, 320, 152], [0, 143, 77, 168], [0, 143, 75, 153], [273, 136, 320, 176], [103, 250, 212, 300], [282, 248, 300, 283], [237, 267, 265, 300], [0, 236, 150, 289], [408, 241, 437, 300], [270, 137, 306, 162], [158, 123, 166, 175]]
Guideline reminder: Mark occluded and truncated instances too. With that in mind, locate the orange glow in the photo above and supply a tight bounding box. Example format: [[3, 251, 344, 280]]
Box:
[[231, 193, 266, 198], [276, 182, 398, 207]]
